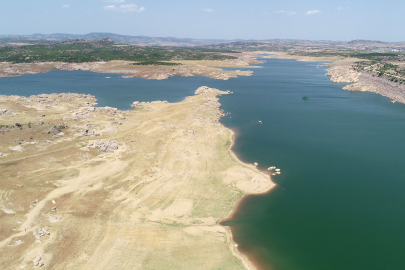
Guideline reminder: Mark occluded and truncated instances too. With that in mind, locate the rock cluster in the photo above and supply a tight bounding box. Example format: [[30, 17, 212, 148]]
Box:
[[131, 100, 168, 109], [33, 255, 44, 267], [3, 67, 35, 75], [30, 199, 39, 208], [0, 109, 14, 116], [171, 67, 193, 77], [33, 228, 50, 239], [268, 167, 281, 175], [90, 139, 120, 152], [195, 86, 232, 96], [82, 129, 100, 137], [88, 106, 123, 115], [7, 93, 98, 108], [45, 125, 67, 135], [70, 110, 93, 119], [56, 61, 105, 71]]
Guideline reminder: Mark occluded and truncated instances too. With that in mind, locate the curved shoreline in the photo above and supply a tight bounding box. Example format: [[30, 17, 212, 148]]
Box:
[[0, 55, 258, 81], [261, 51, 405, 104], [221, 128, 277, 270]]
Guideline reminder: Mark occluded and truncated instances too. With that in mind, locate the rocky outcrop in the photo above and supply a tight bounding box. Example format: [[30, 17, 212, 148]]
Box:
[[90, 139, 120, 153], [326, 63, 405, 104], [33, 255, 44, 267], [82, 129, 100, 136], [194, 86, 232, 96], [89, 106, 123, 115], [131, 100, 168, 109], [326, 65, 360, 83], [33, 228, 50, 239], [344, 73, 405, 103], [0, 93, 97, 109], [55, 61, 106, 71], [44, 125, 67, 135], [2, 67, 36, 76]]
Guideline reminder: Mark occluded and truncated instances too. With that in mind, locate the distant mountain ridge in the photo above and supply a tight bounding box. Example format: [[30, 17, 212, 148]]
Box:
[[1, 33, 403, 48], [0, 32, 240, 46]]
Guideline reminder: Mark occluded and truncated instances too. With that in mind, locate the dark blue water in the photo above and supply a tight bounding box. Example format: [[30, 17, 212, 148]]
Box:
[[218, 60, 405, 270], [1, 61, 405, 270]]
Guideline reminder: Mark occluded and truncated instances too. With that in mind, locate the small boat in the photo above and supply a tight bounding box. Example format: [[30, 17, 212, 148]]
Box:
[[302, 96, 308, 100], [106, 77, 111, 79]]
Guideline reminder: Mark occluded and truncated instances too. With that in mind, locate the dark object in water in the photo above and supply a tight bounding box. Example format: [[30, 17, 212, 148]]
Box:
[[302, 96, 308, 100]]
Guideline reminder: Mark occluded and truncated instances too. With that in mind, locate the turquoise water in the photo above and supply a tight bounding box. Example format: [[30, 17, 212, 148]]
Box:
[[1, 60, 405, 269]]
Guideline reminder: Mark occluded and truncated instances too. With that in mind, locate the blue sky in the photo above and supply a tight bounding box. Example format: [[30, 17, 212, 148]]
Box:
[[1, 0, 404, 42]]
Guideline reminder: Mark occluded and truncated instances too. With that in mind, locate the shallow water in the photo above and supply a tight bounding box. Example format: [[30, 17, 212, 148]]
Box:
[[1, 60, 405, 269]]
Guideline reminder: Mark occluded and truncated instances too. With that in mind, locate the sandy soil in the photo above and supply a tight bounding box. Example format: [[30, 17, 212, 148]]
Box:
[[0, 87, 275, 269]]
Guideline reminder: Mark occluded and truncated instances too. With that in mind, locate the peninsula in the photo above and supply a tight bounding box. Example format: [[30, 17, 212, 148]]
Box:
[[0, 87, 274, 269]]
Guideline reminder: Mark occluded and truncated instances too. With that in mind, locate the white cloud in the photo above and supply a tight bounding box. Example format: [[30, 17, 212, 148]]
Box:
[[104, 5, 116, 10], [203, 8, 214, 12], [306, 10, 321, 15], [103, 3, 145, 12], [62, 4, 70, 8], [105, 0, 125, 2], [338, 6, 350, 10], [272, 10, 295, 16]]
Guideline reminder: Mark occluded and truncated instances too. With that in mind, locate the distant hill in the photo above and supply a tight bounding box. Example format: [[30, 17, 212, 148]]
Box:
[[0, 33, 239, 46]]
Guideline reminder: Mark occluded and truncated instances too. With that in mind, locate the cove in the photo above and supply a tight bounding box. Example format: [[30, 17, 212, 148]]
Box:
[[2, 59, 405, 270]]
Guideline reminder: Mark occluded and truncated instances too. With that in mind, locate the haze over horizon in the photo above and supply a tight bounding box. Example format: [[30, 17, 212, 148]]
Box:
[[2, 0, 404, 42]]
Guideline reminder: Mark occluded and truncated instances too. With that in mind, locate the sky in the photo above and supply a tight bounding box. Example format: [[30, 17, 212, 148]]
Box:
[[1, 0, 404, 42]]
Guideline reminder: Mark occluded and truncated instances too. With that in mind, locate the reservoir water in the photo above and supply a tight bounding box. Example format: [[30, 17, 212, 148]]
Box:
[[1, 59, 405, 270]]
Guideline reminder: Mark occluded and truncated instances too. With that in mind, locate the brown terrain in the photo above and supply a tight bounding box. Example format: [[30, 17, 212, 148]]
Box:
[[0, 87, 275, 269]]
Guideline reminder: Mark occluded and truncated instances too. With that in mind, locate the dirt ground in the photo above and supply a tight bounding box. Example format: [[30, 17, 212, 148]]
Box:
[[0, 87, 275, 269]]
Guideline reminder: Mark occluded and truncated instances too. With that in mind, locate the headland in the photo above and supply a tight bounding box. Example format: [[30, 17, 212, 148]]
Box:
[[262, 51, 405, 104], [0, 86, 274, 269]]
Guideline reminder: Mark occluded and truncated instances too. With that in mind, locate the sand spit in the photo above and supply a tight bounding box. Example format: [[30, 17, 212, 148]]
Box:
[[0, 86, 274, 269], [0, 53, 258, 81], [263, 52, 405, 104]]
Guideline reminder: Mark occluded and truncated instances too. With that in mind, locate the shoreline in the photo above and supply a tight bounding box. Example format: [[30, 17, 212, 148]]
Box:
[[0, 53, 260, 81], [221, 128, 277, 270], [262, 51, 405, 104]]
